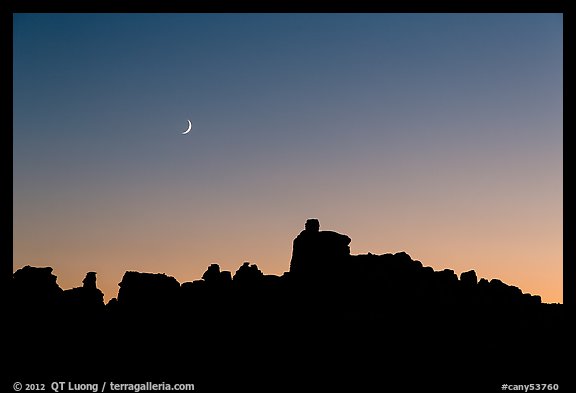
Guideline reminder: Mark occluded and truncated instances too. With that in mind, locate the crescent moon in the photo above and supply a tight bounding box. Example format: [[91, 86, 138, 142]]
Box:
[[182, 120, 192, 134]]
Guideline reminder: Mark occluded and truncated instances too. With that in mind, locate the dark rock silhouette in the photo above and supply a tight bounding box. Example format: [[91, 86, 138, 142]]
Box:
[[202, 263, 232, 285], [62, 272, 105, 314], [9, 218, 566, 391], [233, 261, 264, 284], [83, 271, 98, 289], [12, 265, 63, 311], [106, 296, 119, 311], [460, 269, 478, 286], [289, 218, 351, 277], [117, 271, 180, 310]]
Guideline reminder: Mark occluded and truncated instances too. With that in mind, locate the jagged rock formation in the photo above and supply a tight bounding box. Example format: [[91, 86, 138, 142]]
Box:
[[62, 272, 105, 314], [11, 265, 63, 310], [11, 219, 545, 314], [83, 271, 98, 289], [233, 262, 264, 284], [460, 269, 477, 285], [9, 219, 565, 391], [347, 252, 541, 309], [117, 271, 180, 310], [289, 218, 351, 277], [202, 263, 232, 284]]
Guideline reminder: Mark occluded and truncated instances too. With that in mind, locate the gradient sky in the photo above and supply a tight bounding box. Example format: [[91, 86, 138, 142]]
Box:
[[13, 13, 563, 303]]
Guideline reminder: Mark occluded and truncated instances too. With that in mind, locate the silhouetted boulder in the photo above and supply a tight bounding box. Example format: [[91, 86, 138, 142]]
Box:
[[487, 279, 527, 304], [12, 266, 63, 309], [233, 262, 264, 284], [393, 251, 412, 264], [117, 271, 180, 310], [412, 259, 423, 269], [181, 280, 206, 291], [203, 263, 221, 281], [422, 266, 434, 274], [83, 272, 97, 289], [202, 263, 232, 285], [289, 219, 351, 277], [435, 269, 458, 285], [460, 270, 478, 286], [62, 272, 105, 314], [524, 294, 541, 305]]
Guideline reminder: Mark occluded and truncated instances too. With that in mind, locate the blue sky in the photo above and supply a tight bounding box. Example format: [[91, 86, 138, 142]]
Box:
[[13, 13, 563, 302]]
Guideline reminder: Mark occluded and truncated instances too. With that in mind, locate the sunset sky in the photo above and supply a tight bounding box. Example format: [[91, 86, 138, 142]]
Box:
[[13, 13, 563, 303]]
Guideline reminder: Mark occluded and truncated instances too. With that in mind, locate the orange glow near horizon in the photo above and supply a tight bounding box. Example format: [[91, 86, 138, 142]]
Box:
[[13, 14, 562, 305], [13, 209, 563, 304]]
